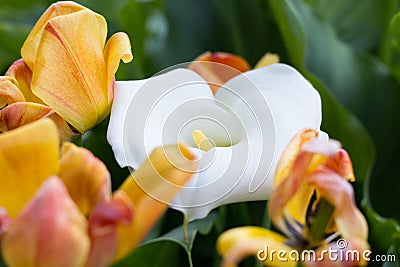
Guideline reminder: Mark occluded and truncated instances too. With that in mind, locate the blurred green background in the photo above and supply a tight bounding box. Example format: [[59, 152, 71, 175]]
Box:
[[1, 0, 400, 266]]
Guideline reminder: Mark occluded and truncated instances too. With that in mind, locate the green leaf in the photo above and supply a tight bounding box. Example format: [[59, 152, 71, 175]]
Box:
[[113, 212, 218, 267], [306, 0, 397, 52], [270, 0, 400, 254]]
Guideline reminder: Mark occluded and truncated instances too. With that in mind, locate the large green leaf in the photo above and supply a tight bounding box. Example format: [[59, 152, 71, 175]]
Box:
[[269, 0, 400, 255]]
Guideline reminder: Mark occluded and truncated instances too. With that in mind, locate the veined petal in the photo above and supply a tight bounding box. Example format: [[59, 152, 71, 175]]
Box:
[[307, 168, 368, 242], [5, 59, 43, 104], [21, 1, 86, 69], [188, 51, 251, 94], [32, 10, 109, 133], [0, 76, 25, 107], [217, 226, 296, 267], [1, 177, 90, 267], [114, 143, 196, 260], [0, 119, 59, 218], [86, 190, 133, 267], [0, 102, 77, 142], [58, 142, 111, 215], [0, 102, 52, 132], [104, 32, 133, 103]]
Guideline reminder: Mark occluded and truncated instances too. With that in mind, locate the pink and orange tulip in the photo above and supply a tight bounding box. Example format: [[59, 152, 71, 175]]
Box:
[[217, 129, 369, 267], [0, 1, 132, 140], [0, 119, 196, 266]]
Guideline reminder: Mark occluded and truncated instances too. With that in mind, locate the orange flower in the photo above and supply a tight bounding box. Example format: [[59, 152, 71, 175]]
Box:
[[217, 129, 369, 267], [188, 51, 279, 94]]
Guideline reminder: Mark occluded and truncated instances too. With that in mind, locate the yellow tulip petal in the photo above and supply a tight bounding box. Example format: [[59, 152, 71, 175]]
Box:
[[58, 142, 111, 215], [21, 1, 86, 69], [274, 129, 319, 187], [86, 190, 134, 267], [307, 168, 368, 242], [32, 10, 109, 133], [217, 226, 297, 267], [0, 76, 25, 107], [114, 143, 196, 260], [5, 59, 43, 104], [0, 118, 59, 218], [254, 52, 280, 69], [1, 177, 90, 267], [104, 32, 133, 102], [188, 51, 251, 94]]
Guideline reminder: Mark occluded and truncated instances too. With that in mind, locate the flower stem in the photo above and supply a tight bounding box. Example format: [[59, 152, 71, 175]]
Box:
[[308, 198, 334, 243]]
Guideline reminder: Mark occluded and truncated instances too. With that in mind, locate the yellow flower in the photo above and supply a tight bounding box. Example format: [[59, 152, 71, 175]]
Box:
[[217, 129, 369, 267], [0, 1, 132, 139], [0, 119, 195, 266]]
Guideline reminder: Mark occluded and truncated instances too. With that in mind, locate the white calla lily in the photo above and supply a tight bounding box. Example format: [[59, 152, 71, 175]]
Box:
[[107, 63, 325, 221]]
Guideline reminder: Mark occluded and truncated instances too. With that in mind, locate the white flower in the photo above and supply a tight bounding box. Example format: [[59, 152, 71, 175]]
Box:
[[107, 63, 325, 221]]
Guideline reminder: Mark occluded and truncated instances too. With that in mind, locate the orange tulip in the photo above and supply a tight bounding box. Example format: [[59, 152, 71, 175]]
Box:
[[188, 51, 279, 94]]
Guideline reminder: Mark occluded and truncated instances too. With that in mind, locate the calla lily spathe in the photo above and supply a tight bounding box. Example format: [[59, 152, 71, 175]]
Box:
[[107, 62, 324, 221], [0, 1, 132, 139], [0, 119, 196, 266]]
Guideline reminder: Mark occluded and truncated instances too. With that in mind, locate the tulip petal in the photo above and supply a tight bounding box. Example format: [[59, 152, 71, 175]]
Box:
[[307, 168, 368, 242], [0, 119, 59, 218], [0, 76, 25, 107], [58, 142, 111, 215], [269, 134, 337, 238], [21, 1, 86, 69], [114, 143, 196, 260], [32, 10, 109, 133], [188, 51, 251, 94], [86, 190, 133, 267], [104, 32, 133, 102], [1, 177, 90, 267], [0, 208, 11, 238], [0, 102, 52, 132], [217, 226, 296, 267], [5, 59, 43, 104], [0, 102, 77, 142]]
